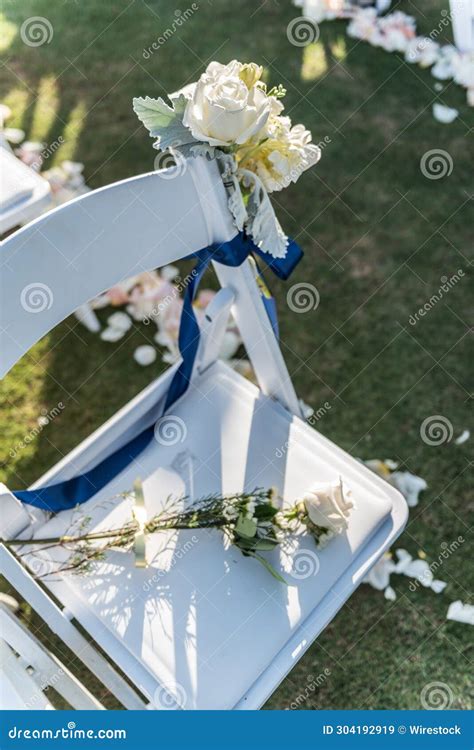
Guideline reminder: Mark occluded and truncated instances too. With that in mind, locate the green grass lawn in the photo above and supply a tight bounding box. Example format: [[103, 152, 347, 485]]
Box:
[[0, 0, 472, 710]]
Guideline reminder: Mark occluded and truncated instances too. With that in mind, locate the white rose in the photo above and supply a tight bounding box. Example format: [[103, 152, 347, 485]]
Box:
[[303, 479, 354, 534], [183, 60, 272, 147]]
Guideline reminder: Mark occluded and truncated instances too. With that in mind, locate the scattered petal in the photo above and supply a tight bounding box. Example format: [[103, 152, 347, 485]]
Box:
[[161, 264, 179, 281], [454, 429, 470, 445], [3, 127, 25, 144], [107, 311, 132, 333], [100, 326, 127, 342], [299, 399, 314, 420], [0, 593, 19, 612], [432, 103, 459, 123], [391, 471, 427, 507], [393, 548, 414, 574], [434, 82, 443, 92], [364, 458, 392, 478], [446, 600, 474, 625], [133, 345, 157, 366], [363, 554, 395, 590], [403, 558, 433, 587], [384, 585, 396, 601], [431, 579, 447, 594]]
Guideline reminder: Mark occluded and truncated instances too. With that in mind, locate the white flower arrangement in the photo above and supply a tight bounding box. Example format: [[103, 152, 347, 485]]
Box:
[[133, 60, 321, 258]]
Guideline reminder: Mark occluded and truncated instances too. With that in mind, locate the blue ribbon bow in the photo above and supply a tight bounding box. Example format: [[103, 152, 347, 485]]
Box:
[[13, 232, 302, 512]]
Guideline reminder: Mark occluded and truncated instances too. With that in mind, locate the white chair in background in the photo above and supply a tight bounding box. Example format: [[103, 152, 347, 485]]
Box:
[[0, 156, 408, 710], [0, 140, 51, 236], [450, 0, 474, 52]]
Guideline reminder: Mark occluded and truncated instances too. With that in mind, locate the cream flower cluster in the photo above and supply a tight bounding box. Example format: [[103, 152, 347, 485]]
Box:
[[182, 60, 321, 193], [133, 60, 322, 258]]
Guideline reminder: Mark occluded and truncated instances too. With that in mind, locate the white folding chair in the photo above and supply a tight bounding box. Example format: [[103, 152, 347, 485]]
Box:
[[0, 140, 51, 236], [450, 0, 474, 52], [0, 156, 408, 710], [0, 602, 106, 710]]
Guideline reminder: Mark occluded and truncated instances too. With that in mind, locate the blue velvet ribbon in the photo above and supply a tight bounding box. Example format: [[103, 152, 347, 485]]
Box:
[[13, 232, 302, 512]]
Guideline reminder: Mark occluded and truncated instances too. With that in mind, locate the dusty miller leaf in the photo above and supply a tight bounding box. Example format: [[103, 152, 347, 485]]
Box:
[[132, 94, 197, 151]]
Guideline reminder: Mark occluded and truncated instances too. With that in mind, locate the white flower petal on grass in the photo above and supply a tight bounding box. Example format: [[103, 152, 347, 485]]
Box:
[[432, 103, 459, 124], [393, 548, 416, 575], [0, 592, 19, 612], [431, 45, 458, 80], [391, 470, 427, 507], [107, 311, 133, 332], [431, 579, 447, 594], [404, 558, 433, 587], [454, 429, 470, 445], [133, 345, 157, 366], [405, 37, 439, 67], [363, 554, 395, 590], [446, 600, 474, 625], [384, 585, 397, 601], [100, 326, 127, 343], [161, 265, 179, 282], [299, 399, 314, 420], [3, 127, 25, 144]]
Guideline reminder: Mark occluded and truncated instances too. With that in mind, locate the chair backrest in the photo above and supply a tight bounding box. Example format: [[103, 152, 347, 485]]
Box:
[[0, 156, 233, 376], [1, 156, 301, 414]]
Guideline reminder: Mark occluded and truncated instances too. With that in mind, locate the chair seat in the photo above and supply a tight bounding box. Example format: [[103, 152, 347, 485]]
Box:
[[23, 363, 407, 710]]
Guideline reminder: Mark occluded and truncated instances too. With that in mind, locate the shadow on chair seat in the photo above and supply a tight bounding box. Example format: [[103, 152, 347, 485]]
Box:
[[21, 362, 402, 710]]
